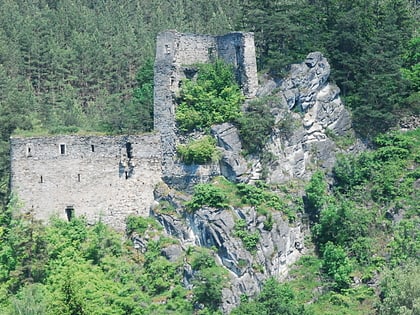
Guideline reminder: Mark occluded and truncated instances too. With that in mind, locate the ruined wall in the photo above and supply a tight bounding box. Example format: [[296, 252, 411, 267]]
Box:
[[10, 30, 258, 227], [10, 134, 161, 229], [154, 30, 257, 184]]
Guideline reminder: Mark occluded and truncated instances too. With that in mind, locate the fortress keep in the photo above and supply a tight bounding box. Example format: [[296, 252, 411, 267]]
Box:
[[9, 30, 258, 229]]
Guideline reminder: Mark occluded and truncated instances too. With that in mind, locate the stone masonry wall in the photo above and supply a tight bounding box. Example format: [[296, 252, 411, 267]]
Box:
[[10, 134, 161, 229]]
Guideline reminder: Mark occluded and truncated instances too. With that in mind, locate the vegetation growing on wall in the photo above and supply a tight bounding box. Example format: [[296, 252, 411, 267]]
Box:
[[176, 60, 244, 132]]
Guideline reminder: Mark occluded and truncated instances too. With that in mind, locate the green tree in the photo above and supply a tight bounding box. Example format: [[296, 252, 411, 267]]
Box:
[[232, 278, 308, 315], [237, 96, 275, 155], [322, 242, 353, 291], [10, 284, 48, 315], [304, 171, 328, 223], [378, 261, 420, 315]]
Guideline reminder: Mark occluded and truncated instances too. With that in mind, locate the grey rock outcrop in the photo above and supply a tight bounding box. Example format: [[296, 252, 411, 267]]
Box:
[[151, 186, 305, 313], [254, 52, 357, 183], [211, 123, 248, 182]]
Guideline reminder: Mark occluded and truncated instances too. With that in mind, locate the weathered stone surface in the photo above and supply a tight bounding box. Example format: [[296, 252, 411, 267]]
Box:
[[152, 186, 305, 313], [10, 134, 161, 230], [211, 123, 249, 181], [161, 244, 184, 262], [252, 52, 358, 183], [154, 30, 258, 188]]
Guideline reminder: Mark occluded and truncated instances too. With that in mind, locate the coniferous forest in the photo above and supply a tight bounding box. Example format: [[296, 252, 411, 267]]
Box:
[[0, 1, 419, 314]]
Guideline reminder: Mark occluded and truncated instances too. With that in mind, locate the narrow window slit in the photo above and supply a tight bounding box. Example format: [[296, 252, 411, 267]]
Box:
[[126, 142, 133, 159]]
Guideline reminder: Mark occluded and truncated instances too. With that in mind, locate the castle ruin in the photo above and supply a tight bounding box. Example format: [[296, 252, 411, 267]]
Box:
[[154, 30, 257, 184], [10, 30, 258, 229]]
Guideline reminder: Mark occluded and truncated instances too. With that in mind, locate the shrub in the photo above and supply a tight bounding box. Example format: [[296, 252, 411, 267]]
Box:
[[304, 171, 327, 222], [234, 219, 260, 251], [125, 215, 159, 235], [186, 184, 228, 212], [237, 96, 276, 155], [176, 60, 243, 132], [322, 242, 353, 291], [177, 136, 220, 165]]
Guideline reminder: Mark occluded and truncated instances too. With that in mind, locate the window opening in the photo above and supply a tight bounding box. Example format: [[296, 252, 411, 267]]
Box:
[[165, 44, 170, 54], [125, 171, 129, 179], [126, 142, 133, 159], [77, 174, 81, 182], [65, 206, 74, 221], [91, 145, 95, 152], [26, 144, 33, 157], [60, 144, 66, 155], [40, 176, 43, 183]]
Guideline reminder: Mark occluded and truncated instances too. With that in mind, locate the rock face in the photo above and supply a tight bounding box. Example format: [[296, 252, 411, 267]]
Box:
[[254, 52, 356, 183], [211, 123, 248, 182], [151, 185, 305, 314], [145, 51, 361, 313]]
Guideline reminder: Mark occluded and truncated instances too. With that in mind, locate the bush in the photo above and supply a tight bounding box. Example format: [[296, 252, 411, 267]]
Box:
[[186, 184, 228, 212], [176, 60, 243, 132], [125, 215, 159, 235], [304, 171, 327, 222], [322, 242, 353, 291], [177, 136, 220, 165], [237, 96, 276, 155]]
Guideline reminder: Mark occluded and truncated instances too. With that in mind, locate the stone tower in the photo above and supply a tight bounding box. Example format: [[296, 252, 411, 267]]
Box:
[[153, 30, 258, 185]]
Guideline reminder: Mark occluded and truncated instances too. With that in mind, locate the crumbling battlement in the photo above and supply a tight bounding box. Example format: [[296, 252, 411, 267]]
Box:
[[10, 134, 161, 228]]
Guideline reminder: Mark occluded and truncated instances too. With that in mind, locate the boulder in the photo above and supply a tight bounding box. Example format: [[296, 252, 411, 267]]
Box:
[[211, 123, 249, 181]]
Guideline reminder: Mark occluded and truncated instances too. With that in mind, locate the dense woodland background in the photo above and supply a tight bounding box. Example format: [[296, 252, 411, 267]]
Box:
[[0, 0, 419, 314]]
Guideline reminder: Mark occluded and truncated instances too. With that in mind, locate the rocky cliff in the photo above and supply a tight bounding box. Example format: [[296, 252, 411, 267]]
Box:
[[149, 180, 305, 314], [141, 52, 360, 313]]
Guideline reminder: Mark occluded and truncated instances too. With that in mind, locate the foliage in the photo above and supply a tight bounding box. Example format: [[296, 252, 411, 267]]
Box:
[[322, 242, 353, 291], [177, 136, 220, 165], [388, 219, 420, 267], [334, 130, 418, 203], [237, 96, 276, 155], [0, 1, 419, 313], [176, 60, 244, 132], [186, 183, 228, 212], [378, 261, 420, 315], [304, 171, 328, 222], [232, 278, 309, 315], [233, 219, 260, 252], [189, 248, 227, 311], [241, 0, 418, 136], [9, 284, 48, 315], [237, 182, 296, 222], [126, 214, 161, 235]]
